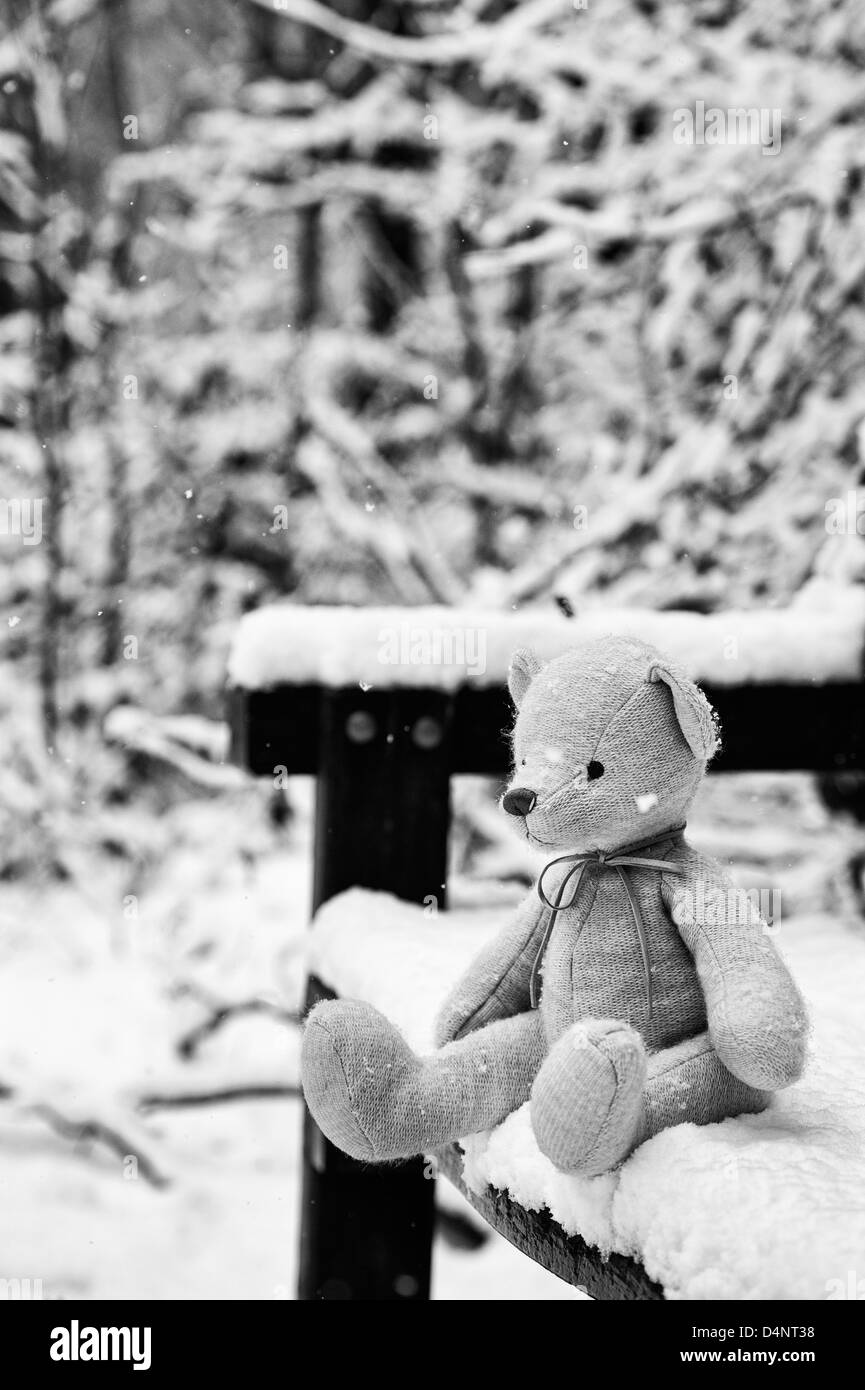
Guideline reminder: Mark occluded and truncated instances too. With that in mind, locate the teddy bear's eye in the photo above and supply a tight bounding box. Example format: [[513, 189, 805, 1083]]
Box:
[[520, 757, 527, 767], [587, 760, 605, 781]]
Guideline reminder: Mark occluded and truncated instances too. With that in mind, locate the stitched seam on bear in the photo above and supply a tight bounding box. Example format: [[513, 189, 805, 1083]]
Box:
[[456, 909, 546, 1037], [569, 874, 600, 997], [537, 767, 587, 808], [312, 1018, 376, 1160], [591, 684, 651, 762], [457, 976, 517, 1037], [530, 685, 650, 809], [581, 1035, 636, 1166]]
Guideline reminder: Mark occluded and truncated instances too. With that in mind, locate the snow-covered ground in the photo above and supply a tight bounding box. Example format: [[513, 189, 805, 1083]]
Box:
[[0, 787, 580, 1299], [0, 770, 861, 1299]]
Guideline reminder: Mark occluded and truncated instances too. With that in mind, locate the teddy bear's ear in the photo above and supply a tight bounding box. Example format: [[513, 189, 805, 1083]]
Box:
[[508, 648, 543, 708], [647, 660, 720, 760]]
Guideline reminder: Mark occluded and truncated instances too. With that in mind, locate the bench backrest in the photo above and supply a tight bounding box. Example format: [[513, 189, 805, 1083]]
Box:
[[228, 603, 865, 912]]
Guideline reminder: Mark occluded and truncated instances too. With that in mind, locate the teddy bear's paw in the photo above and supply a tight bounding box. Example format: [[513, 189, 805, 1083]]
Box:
[[530, 1018, 647, 1177], [301, 999, 420, 1162]]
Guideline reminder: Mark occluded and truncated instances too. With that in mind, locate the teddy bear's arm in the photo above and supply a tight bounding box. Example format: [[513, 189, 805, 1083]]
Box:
[[661, 864, 808, 1091], [433, 889, 548, 1047]]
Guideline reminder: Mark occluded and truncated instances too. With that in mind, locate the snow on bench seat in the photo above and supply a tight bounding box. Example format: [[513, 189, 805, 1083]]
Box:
[[309, 888, 865, 1301], [228, 593, 865, 693]]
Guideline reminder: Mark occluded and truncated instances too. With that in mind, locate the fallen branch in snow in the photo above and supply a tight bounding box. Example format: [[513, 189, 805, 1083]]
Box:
[[0, 1074, 304, 1191], [138, 1084, 300, 1112], [26, 1100, 171, 1189], [176, 998, 302, 1061], [1, 1037, 303, 1189]]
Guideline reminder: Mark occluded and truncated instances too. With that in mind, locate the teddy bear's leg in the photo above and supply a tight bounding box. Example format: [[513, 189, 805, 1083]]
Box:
[[639, 1030, 768, 1141], [301, 999, 546, 1162], [529, 1018, 647, 1177]]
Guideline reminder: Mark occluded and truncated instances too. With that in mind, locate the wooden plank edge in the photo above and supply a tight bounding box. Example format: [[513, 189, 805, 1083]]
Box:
[[433, 1141, 665, 1301]]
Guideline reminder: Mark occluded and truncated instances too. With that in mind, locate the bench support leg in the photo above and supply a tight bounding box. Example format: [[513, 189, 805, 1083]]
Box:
[[298, 1061, 435, 1300], [297, 688, 454, 1300]]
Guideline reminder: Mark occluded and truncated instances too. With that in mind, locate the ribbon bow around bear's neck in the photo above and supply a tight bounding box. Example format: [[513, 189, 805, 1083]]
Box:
[[529, 827, 686, 1015]]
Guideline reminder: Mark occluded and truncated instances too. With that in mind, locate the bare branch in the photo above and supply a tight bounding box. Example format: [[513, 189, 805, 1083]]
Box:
[[296, 435, 432, 602], [301, 334, 464, 603], [27, 1101, 170, 1189], [176, 999, 301, 1061], [103, 706, 248, 791], [246, 0, 473, 64], [467, 191, 822, 280], [138, 1084, 300, 1112]]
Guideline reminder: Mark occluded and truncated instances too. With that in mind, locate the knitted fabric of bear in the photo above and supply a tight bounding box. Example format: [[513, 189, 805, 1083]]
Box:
[[301, 636, 808, 1177]]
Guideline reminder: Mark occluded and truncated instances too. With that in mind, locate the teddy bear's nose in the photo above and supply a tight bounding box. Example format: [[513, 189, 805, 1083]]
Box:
[[502, 787, 537, 817]]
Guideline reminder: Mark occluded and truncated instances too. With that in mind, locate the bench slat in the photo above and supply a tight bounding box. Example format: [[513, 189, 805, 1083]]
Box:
[[230, 681, 865, 777], [434, 1143, 664, 1300]]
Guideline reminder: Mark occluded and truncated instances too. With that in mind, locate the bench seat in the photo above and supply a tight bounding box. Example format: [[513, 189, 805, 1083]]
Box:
[[309, 888, 865, 1300]]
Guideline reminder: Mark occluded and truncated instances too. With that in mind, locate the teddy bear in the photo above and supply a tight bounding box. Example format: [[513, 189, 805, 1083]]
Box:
[[301, 635, 808, 1177]]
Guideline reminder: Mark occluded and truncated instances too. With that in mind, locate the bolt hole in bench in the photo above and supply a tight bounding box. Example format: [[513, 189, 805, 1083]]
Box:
[[228, 599, 865, 1301]]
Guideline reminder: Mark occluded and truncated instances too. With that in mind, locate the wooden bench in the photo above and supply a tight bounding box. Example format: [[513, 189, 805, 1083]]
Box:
[[227, 602, 865, 1300]]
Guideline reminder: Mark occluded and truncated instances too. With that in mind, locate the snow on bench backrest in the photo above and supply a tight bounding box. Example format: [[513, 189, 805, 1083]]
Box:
[[228, 592, 865, 693]]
